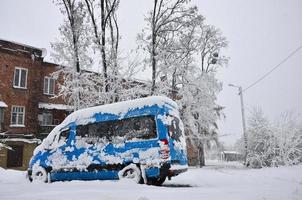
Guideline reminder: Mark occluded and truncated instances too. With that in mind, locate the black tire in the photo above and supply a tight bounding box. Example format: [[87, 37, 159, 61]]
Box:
[[147, 176, 166, 186], [31, 166, 49, 183], [118, 164, 142, 183]]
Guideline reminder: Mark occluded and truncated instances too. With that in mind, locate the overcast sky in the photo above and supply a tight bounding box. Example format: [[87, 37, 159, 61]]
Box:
[[1, 0, 301, 146]]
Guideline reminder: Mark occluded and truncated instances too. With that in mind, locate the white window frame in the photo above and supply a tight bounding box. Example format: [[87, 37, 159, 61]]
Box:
[[13, 67, 28, 89], [43, 76, 55, 95], [10, 106, 25, 127]]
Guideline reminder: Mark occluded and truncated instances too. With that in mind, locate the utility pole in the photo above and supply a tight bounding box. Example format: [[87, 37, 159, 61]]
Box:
[[229, 84, 248, 165]]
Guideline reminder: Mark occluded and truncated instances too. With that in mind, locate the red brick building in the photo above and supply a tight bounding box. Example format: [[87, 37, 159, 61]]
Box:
[[0, 39, 72, 170]]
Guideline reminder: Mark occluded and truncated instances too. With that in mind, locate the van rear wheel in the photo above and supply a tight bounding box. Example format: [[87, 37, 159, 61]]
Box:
[[118, 164, 142, 183], [147, 176, 166, 186]]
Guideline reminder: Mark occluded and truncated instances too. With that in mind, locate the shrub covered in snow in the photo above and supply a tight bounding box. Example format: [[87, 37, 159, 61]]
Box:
[[236, 108, 302, 168]]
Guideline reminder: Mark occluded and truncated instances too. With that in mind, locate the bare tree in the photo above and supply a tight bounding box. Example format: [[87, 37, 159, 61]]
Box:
[[52, 0, 91, 110], [53, 0, 147, 108], [54, 0, 87, 73], [84, 0, 119, 92], [138, 0, 198, 94], [198, 25, 228, 73]]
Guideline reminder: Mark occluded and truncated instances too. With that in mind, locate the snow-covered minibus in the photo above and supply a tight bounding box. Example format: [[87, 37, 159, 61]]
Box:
[[28, 96, 188, 185]]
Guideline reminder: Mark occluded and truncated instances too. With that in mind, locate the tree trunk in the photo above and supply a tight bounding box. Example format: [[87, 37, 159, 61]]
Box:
[[198, 142, 205, 167], [150, 0, 158, 95], [151, 39, 156, 95], [171, 69, 177, 100], [100, 0, 108, 92]]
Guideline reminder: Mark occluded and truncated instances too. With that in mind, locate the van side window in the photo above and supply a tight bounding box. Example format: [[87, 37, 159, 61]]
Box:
[[75, 116, 157, 145], [119, 116, 157, 141], [76, 125, 88, 138], [76, 122, 111, 145]]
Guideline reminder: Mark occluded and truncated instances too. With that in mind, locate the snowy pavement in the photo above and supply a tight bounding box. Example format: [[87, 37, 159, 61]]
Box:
[[0, 161, 301, 200]]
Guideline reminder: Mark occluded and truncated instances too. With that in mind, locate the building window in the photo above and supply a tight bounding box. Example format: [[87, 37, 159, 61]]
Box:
[[13, 67, 28, 89], [11, 106, 25, 126], [41, 113, 53, 126], [54, 119, 60, 125], [7, 145, 23, 168], [44, 77, 55, 95], [0, 108, 4, 123], [0, 108, 4, 131]]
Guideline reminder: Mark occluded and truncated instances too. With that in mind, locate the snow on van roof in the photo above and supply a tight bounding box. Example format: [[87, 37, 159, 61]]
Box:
[[65, 96, 177, 127], [58, 96, 175, 128], [34, 96, 178, 154]]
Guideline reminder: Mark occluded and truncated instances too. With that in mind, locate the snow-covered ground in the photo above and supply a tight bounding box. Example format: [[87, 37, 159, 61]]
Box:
[[0, 161, 301, 200]]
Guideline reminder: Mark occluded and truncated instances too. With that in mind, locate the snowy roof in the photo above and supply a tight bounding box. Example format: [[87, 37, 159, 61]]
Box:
[[0, 38, 43, 52], [34, 96, 178, 154], [0, 101, 8, 108], [0, 138, 41, 144], [38, 102, 73, 111]]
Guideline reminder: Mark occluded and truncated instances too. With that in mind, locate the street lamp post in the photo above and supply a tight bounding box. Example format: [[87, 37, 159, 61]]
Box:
[[228, 84, 248, 165]]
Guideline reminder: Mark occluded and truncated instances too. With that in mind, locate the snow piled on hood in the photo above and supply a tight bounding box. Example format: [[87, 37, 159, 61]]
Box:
[[34, 96, 178, 155]]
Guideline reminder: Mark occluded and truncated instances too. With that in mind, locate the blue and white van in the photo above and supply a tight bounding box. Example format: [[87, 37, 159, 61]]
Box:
[[28, 96, 188, 185]]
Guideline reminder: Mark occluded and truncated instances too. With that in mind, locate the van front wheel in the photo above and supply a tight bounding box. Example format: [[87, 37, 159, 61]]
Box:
[[32, 166, 48, 183], [118, 164, 142, 183]]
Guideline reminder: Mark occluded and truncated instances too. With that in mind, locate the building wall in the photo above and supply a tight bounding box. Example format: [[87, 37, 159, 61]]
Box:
[[0, 148, 6, 167], [0, 141, 37, 170], [0, 49, 40, 133], [0, 39, 68, 170], [0, 40, 66, 135]]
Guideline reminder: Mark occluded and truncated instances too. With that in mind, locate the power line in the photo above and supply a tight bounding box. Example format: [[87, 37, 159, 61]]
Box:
[[243, 44, 302, 92]]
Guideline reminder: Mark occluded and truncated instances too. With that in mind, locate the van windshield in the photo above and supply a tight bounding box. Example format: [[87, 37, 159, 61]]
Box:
[[167, 116, 182, 142]]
